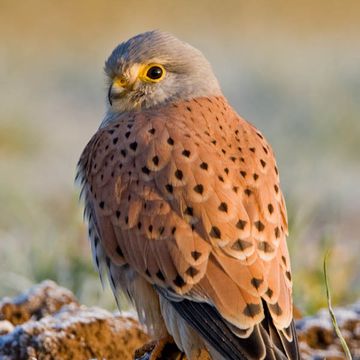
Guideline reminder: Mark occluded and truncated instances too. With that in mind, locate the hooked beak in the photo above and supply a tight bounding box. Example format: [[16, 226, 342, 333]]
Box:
[[108, 77, 134, 105]]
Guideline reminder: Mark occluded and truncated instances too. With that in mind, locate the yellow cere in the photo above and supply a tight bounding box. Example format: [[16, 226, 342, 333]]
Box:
[[113, 77, 128, 88]]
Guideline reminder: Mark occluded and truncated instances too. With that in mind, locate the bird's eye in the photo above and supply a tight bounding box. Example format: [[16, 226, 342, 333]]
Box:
[[140, 64, 166, 83], [146, 66, 163, 80]]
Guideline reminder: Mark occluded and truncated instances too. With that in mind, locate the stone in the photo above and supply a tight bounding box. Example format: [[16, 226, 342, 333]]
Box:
[[0, 281, 149, 360]]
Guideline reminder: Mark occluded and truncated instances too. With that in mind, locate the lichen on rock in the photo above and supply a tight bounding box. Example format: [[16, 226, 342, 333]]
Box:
[[0, 281, 149, 360], [0, 280, 78, 326], [296, 302, 360, 359]]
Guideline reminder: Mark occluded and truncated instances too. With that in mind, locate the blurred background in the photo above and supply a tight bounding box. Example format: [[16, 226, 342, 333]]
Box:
[[0, 0, 359, 314]]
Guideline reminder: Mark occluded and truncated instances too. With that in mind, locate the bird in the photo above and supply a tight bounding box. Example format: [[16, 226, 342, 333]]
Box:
[[76, 30, 300, 360]]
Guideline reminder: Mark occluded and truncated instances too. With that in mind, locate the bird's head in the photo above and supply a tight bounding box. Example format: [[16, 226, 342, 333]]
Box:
[[104, 30, 221, 113]]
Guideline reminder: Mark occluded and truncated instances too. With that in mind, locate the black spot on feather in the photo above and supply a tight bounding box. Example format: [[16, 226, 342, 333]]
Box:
[[174, 274, 186, 288], [243, 303, 262, 317], [156, 270, 165, 281]]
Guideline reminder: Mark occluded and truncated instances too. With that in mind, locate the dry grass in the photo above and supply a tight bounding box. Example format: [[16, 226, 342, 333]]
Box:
[[324, 251, 353, 359]]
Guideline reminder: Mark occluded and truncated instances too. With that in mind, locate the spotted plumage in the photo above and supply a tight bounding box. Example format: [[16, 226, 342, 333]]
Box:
[[77, 30, 299, 360]]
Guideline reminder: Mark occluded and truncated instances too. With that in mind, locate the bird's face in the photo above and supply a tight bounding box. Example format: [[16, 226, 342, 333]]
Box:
[[106, 59, 178, 112], [105, 31, 221, 113]]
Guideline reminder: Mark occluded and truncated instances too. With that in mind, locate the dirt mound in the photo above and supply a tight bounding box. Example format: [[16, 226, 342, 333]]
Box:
[[0, 281, 149, 360], [296, 302, 360, 359]]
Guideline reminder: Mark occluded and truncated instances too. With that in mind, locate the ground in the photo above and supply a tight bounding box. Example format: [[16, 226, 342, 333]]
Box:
[[0, 281, 358, 359]]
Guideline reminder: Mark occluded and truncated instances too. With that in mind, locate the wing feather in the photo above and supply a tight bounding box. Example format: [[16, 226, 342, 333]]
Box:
[[77, 96, 299, 358]]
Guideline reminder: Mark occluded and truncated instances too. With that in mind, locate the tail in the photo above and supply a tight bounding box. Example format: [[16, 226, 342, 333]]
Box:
[[157, 286, 300, 360]]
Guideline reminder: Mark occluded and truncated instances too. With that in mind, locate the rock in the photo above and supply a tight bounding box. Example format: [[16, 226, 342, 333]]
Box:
[[296, 301, 360, 359], [0, 280, 78, 325], [0, 281, 149, 360], [0, 321, 14, 336]]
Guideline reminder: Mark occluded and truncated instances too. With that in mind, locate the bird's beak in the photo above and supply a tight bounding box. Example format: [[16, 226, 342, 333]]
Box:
[[108, 77, 134, 105]]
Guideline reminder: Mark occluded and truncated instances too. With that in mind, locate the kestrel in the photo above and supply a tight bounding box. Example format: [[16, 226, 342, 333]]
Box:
[[77, 31, 299, 360]]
